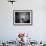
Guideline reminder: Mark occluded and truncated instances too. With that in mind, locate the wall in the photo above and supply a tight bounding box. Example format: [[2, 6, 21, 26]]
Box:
[[0, 0, 46, 42]]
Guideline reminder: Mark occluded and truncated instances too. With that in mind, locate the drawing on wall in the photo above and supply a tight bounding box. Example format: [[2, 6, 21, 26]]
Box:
[[13, 10, 32, 25]]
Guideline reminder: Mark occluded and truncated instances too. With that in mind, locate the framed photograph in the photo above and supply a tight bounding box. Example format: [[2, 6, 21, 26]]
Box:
[[13, 10, 33, 25]]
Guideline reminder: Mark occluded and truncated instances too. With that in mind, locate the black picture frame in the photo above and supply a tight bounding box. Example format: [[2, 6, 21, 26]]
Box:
[[13, 10, 33, 26]]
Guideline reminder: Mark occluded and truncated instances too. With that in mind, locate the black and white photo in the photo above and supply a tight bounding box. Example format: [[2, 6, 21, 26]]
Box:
[[13, 10, 32, 25]]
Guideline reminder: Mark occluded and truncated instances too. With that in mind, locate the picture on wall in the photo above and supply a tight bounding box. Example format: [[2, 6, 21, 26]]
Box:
[[13, 10, 33, 25]]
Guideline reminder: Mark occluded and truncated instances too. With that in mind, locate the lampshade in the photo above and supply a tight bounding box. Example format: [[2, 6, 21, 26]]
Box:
[[8, 0, 16, 4]]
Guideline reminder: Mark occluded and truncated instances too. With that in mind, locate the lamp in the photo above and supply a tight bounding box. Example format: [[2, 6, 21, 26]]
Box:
[[8, 0, 16, 4]]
